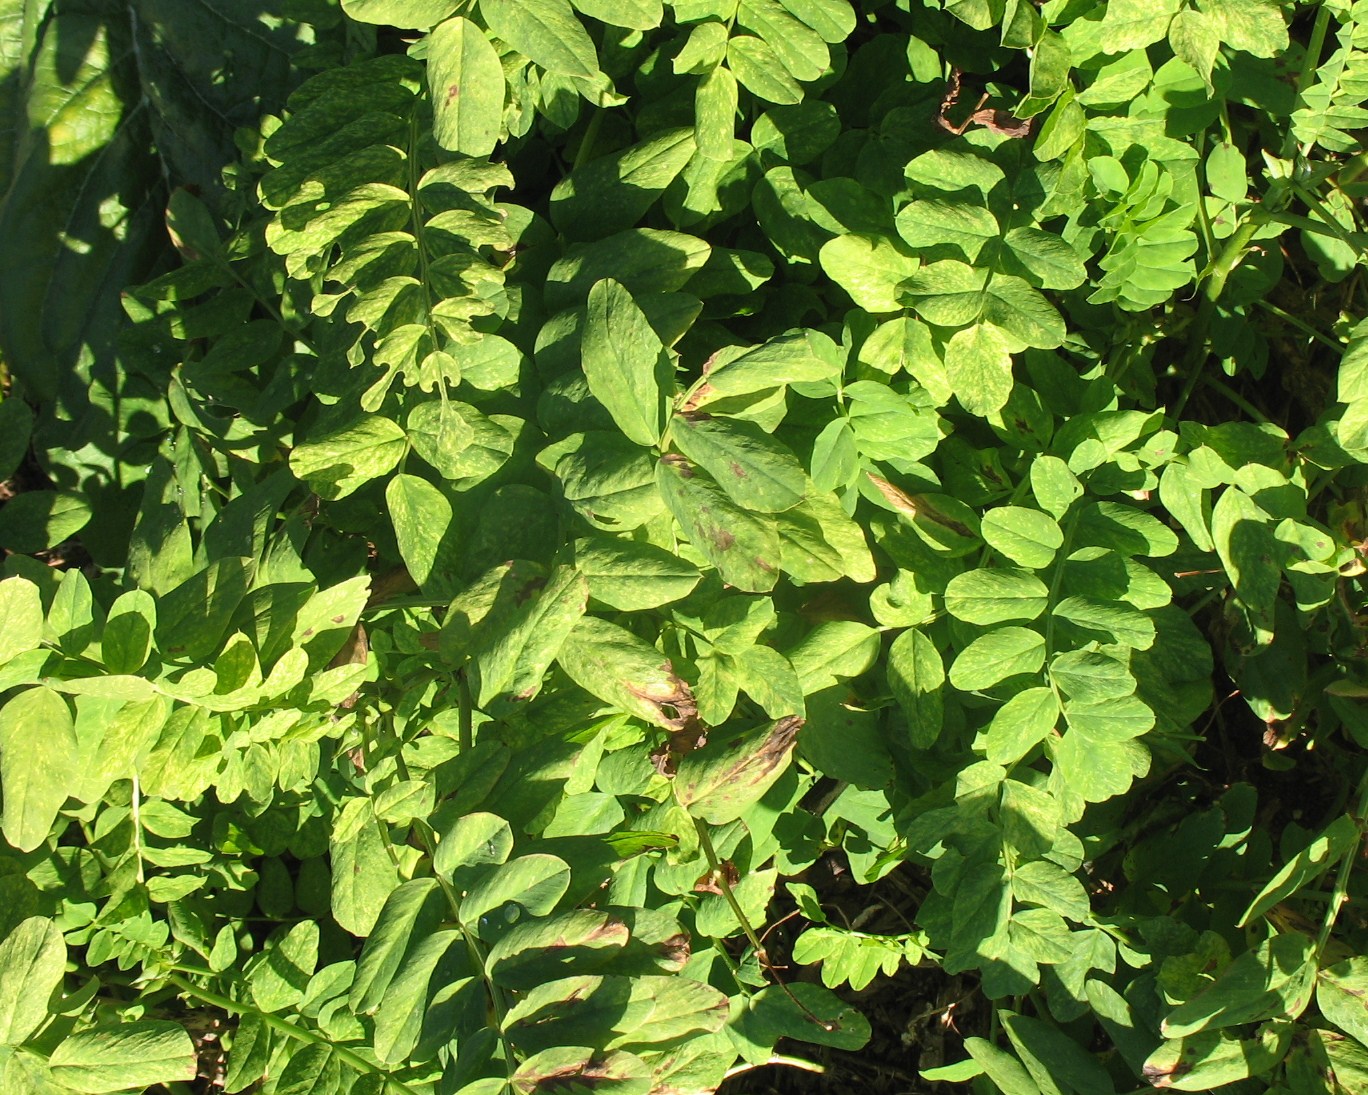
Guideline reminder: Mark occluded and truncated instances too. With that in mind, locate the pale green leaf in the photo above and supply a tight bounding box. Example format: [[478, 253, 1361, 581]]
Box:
[[429, 16, 504, 156], [888, 629, 945, 748], [290, 416, 408, 500], [0, 917, 65, 1045], [481, 0, 599, 77], [670, 414, 807, 513], [48, 1022, 197, 1093], [981, 507, 1064, 569], [583, 279, 673, 448], [0, 687, 76, 853], [949, 628, 1046, 691], [945, 568, 1050, 625]]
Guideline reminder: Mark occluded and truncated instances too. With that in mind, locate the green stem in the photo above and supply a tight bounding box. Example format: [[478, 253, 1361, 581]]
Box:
[[1316, 770, 1368, 958], [1252, 298, 1342, 351], [1289, 3, 1333, 159], [457, 670, 474, 753], [723, 1055, 825, 1081], [1172, 215, 1262, 419], [1202, 215, 1261, 305], [692, 818, 836, 1031], [1201, 375, 1269, 423], [166, 974, 422, 1095], [385, 714, 516, 1081], [571, 109, 605, 173]]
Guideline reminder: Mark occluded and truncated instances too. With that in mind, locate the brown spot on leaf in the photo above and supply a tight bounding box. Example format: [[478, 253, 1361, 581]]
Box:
[[445, 83, 460, 104], [661, 452, 694, 477], [714, 529, 735, 550], [729, 461, 746, 479], [658, 932, 692, 967], [867, 474, 974, 536], [693, 860, 740, 895]]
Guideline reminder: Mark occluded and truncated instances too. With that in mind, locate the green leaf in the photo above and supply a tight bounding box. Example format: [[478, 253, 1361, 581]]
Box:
[[1240, 814, 1359, 928], [557, 616, 696, 731], [888, 629, 946, 748], [571, 537, 700, 610], [0, 687, 76, 853], [271, 1044, 341, 1095], [0, 398, 34, 482], [548, 431, 666, 531], [342, 0, 461, 26], [1197, 0, 1288, 57], [1052, 598, 1156, 650], [571, 0, 663, 30], [429, 16, 504, 156], [1099, 0, 1179, 51], [1003, 1012, 1115, 1095], [949, 628, 1046, 691], [480, 0, 599, 77], [435, 812, 515, 878], [656, 456, 781, 592], [0, 917, 65, 1045], [963, 1036, 1043, 1095], [583, 279, 674, 448], [249, 922, 319, 1014], [1030, 456, 1083, 519], [351, 879, 447, 1015], [818, 234, 920, 314], [695, 66, 740, 161], [774, 490, 876, 583], [387, 474, 458, 595], [669, 415, 807, 513], [0, 491, 90, 554], [945, 324, 1015, 417], [982, 687, 1059, 767], [675, 716, 802, 823], [734, 645, 806, 719], [1318, 957, 1368, 1048], [156, 557, 254, 664], [945, 569, 1050, 625], [895, 199, 999, 261], [735, 982, 870, 1053], [0, 578, 42, 667], [1162, 934, 1316, 1038], [473, 565, 589, 705], [1142, 1021, 1293, 1091], [48, 1022, 196, 1093], [1210, 488, 1279, 645], [290, 416, 408, 500], [982, 507, 1064, 569], [553, 130, 696, 240], [331, 800, 404, 937], [726, 36, 803, 104], [786, 621, 880, 693], [460, 853, 573, 928]]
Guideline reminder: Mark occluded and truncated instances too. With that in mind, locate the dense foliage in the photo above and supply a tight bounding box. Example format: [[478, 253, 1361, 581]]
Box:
[[2, 0, 1368, 1092]]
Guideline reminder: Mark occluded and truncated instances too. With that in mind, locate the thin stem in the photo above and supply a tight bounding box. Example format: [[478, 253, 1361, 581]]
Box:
[[571, 109, 605, 173], [723, 1055, 825, 1081], [692, 818, 836, 1031], [457, 670, 474, 753], [1289, 3, 1333, 159], [131, 775, 145, 886], [1201, 375, 1270, 423], [1252, 298, 1342, 351], [166, 974, 423, 1095], [1316, 770, 1368, 958], [385, 713, 514, 1081]]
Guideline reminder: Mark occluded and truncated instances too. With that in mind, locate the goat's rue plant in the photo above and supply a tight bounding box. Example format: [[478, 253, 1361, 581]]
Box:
[[2, 0, 1368, 1092]]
